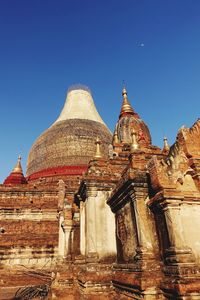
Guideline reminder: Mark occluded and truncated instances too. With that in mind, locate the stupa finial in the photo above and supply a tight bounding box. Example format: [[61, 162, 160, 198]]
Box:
[[163, 136, 170, 152], [94, 137, 102, 159], [13, 155, 23, 173], [120, 85, 134, 118]]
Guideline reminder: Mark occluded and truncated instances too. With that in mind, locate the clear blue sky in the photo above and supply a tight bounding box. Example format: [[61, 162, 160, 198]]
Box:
[[0, 0, 200, 182]]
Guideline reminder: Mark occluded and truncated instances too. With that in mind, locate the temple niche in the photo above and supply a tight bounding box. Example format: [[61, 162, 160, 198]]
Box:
[[0, 85, 200, 299]]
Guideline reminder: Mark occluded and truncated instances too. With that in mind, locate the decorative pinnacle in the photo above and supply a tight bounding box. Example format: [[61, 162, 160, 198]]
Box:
[[130, 130, 139, 152], [113, 127, 119, 144], [120, 86, 134, 118], [122, 86, 128, 97], [163, 136, 170, 152], [12, 155, 23, 174], [94, 137, 102, 159]]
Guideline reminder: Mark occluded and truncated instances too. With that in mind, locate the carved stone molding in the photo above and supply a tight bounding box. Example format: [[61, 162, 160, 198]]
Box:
[[86, 188, 98, 198], [163, 263, 200, 278], [61, 221, 73, 232]]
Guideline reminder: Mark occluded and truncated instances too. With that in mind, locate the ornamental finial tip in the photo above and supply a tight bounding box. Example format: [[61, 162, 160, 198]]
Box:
[[94, 137, 102, 159], [163, 136, 170, 152], [120, 85, 134, 117], [13, 155, 23, 174], [122, 81, 127, 97]]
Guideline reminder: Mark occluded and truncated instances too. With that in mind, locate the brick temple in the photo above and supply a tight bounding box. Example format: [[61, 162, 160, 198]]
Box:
[[0, 85, 200, 299]]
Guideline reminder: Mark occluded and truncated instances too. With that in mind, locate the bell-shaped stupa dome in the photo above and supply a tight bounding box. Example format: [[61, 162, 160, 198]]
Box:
[[113, 87, 151, 147], [26, 85, 112, 180]]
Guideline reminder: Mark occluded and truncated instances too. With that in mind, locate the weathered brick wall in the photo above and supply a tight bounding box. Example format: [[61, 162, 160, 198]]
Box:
[[0, 185, 59, 266]]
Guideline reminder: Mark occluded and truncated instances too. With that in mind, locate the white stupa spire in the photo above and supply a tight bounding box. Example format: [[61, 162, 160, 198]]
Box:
[[54, 85, 105, 125]]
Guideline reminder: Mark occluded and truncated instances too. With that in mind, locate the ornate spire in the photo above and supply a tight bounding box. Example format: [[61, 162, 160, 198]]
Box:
[[94, 137, 102, 159], [3, 155, 27, 185], [12, 155, 23, 173], [119, 87, 134, 118], [113, 126, 119, 145], [162, 136, 170, 153]]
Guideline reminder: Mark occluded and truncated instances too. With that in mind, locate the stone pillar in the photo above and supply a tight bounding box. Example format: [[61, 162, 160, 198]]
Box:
[[80, 201, 86, 256], [58, 212, 65, 257], [58, 179, 67, 258], [163, 200, 194, 264], [61, 221, 73, 259], [71, 212, 81, 259], [85, 187, 98, 261], [80, 185, 116, 262], [132, 186, 154, 261], [58, 201, 73, 260], [95, 190, 116, 261]]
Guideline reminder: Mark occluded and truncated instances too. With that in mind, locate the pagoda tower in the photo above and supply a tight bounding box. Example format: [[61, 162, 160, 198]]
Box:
[[26, 85, 112, 181]]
